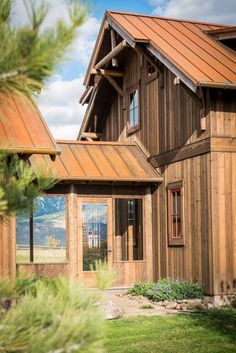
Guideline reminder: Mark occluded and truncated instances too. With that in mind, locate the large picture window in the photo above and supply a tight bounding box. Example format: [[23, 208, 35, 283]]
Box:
[[167, 181, 184, 246], [127, 86, 140, 133], [16, 196, 67, 263], [115, 198, 143, 261]]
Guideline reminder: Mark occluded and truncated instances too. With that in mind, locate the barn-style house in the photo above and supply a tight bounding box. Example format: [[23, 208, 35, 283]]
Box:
[[0, 11, 235, 297]]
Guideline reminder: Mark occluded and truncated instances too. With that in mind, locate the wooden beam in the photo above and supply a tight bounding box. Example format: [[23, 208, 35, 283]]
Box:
[[104, 75, 124, 96], [134, 45, 162, 74], [90, 68, 123, 77], [81, 132, 101, 140], [149, 138, 211, 168], [95, 40, 128, 70], [111, 29, 119, 67]]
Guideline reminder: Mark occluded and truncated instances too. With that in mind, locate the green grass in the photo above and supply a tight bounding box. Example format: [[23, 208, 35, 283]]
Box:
[[105, 309, 236, 353]]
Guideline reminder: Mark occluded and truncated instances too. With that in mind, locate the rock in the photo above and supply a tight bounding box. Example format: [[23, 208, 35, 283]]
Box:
[[165, 302, 177, 309], [180, 303, 188, 311], [176, 304, 181, 310], [207, 303, 214, 309], [104, 300, 124, 320]]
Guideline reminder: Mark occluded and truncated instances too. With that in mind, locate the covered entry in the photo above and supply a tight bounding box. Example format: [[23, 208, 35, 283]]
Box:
[[16, 141, 162, 286]]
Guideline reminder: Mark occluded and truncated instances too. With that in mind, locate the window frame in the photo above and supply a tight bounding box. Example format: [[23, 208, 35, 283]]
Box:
[[114, 197, 144, 262], [127, 84, 141, 135], [167, 181, 185, 246], [145, 58, 158, 83], [16, 194, 68, 264]]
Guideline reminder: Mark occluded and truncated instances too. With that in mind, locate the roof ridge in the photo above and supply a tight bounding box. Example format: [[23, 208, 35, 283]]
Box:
[[107, 10, 233, 27]]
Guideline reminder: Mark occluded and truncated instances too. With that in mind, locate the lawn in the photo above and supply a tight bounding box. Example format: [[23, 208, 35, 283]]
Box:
[[105, 309, 236, 353]]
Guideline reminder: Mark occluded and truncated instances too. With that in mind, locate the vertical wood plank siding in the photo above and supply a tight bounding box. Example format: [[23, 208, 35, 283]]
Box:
[[101, 49, 236, 295], [211, 151, 236, 295]]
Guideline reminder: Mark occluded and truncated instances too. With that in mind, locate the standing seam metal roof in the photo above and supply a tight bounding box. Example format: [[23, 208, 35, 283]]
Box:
[[107, 11, 236, 87], [30, 140, 162, 183]]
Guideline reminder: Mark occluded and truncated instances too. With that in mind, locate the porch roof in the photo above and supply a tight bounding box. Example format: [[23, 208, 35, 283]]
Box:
[[0, 92, 59, 156], [30, 140, 162, 183]]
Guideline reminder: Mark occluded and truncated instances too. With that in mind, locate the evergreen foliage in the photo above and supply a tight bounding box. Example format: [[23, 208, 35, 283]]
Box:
[[0, 0, 88, 216], [0, 0, 88, 94], [0, 277, 105, 353], [0, 153, 56, 216]]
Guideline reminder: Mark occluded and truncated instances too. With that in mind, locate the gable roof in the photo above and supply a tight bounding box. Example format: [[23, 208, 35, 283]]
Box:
[[0, 92, 59, 156], [84, 11, 236, 93], [30, 140, 162, 183]]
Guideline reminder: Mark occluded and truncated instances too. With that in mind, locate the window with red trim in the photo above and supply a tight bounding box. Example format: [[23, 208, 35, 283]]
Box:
[[167, 181, 184, 246]]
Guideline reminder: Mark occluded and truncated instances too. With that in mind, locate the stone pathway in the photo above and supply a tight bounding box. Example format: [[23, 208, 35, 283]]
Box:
[[103, 289, 177, 319]]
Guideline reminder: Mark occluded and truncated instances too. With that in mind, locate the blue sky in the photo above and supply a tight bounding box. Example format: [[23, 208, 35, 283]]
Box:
[[34, 0, 236, 139]]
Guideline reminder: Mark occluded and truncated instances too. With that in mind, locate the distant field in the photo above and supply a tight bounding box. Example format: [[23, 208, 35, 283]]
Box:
[[16, 246, 66, 263]]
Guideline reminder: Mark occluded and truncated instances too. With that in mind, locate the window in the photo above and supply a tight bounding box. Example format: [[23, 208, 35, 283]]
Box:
[[82, 202, 108, 271], [127, 87, 140, 133], [115, 199, 143, 261], [16, 196, 67, 263], [167, 181, 184, 246], [146, 59, 157, 82]]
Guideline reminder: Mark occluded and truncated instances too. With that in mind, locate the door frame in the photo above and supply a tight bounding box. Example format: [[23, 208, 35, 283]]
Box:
[[77, 197, 113, 286]]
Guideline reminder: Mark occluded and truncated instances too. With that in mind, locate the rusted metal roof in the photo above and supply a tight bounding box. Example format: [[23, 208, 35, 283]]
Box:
[[0, 92, 59, 155], [30, 140, 162, 183], [101, 11, 236, 91]]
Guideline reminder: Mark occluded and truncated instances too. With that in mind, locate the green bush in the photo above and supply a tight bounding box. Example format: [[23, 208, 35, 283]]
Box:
[[128, 279, 204, 302], [0, 277, 105, 353], [127, 282, 155, 296]]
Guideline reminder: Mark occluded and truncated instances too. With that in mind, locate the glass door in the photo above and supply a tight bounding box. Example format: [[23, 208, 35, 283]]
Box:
[[81, 199, 112, 271]]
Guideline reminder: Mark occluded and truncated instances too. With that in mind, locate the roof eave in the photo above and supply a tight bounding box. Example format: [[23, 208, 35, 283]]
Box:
[[199, 81, 236, 90]]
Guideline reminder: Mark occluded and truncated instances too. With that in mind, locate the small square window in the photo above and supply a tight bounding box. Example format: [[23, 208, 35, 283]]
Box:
[[127, 87, 140, 134], [146, 59, 158, 82], [167, 181, 184, 246]]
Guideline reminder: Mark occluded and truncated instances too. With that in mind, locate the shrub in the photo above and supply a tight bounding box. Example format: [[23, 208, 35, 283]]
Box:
[[127, 282, 156, 296], [0, 278, 105, 353], [128, 279, 204, 302]]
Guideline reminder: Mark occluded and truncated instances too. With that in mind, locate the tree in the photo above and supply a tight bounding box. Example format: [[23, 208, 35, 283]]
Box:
[[0, 0, 88, 94], [0, 0, 88, 216]]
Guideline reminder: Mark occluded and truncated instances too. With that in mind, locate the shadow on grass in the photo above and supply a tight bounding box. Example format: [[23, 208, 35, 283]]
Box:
[[187, 309, 236, 342]]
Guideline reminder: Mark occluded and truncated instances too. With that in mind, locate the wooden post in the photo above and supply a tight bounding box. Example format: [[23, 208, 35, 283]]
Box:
[[111, 29, 119, 67], [68, 184, 78, 280], [145, 187, 154, 282], [29, 204, 33, 262]]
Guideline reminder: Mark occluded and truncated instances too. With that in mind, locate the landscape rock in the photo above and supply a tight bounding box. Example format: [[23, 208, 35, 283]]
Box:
[[104, 300, 124, 320], [180, 303, 188, 311], [165, 302, 177, 309]]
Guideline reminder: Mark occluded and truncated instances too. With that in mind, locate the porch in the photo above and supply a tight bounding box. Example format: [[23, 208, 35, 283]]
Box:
[[15, 140, 162, 287]]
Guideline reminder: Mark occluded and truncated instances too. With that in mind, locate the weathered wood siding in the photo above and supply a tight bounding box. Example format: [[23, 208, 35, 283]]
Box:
[[0, 217, 16, 279], [101, 51, 210, 157], [100, 49, 236, 295], [156, 154, 213, 294], [211, 151, 236, 295], [17, 263, 69, 278]]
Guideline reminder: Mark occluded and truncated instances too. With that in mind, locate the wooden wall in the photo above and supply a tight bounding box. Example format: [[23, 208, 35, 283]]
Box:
[[101, 50, 210, 157], [210, 151, 236, 295], [0, 216, 16, 279], [155, 154, 213, 294], [100, 49, 236, 295]]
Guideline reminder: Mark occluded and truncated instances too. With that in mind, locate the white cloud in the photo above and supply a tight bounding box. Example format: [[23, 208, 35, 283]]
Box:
[[13, 0, 101, 140], [37, 76, 86, 140], [70, 17, 101, 65], [150, 0, 236, 24]]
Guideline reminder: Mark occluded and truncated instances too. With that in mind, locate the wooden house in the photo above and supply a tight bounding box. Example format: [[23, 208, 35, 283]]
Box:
[[1, 11, 236, 297]]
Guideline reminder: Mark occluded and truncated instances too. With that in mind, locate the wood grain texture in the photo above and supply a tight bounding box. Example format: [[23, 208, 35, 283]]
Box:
[[0, 216, 16, 279]]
